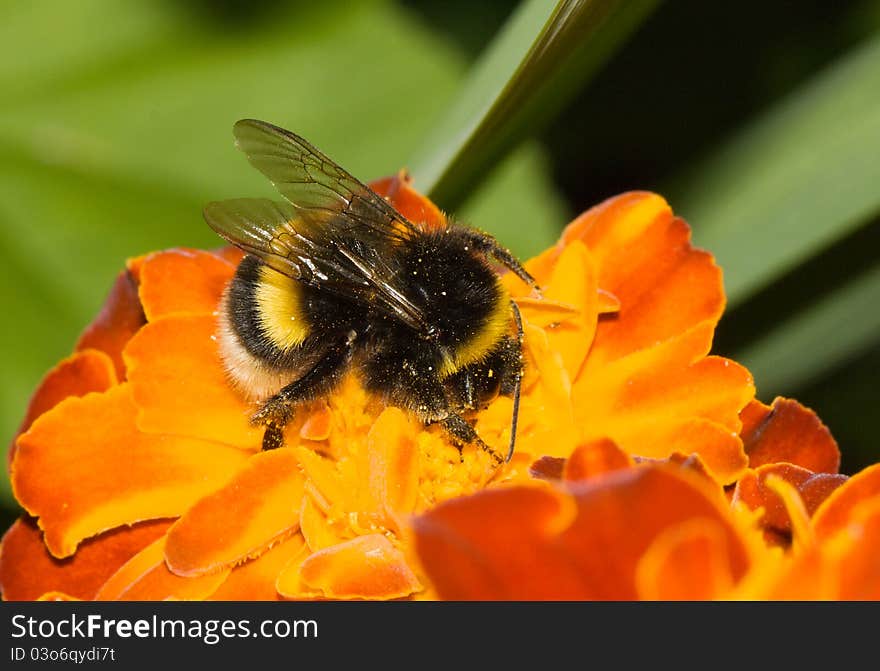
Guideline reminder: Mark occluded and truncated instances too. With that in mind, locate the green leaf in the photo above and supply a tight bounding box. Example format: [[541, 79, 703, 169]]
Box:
[[409, 0, 659, 211], [671, 33, 880, 307], [667, 33, 880, 400], [733, 262, 880, 397]]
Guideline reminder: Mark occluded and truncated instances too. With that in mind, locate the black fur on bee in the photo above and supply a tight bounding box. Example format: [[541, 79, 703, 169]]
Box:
[[205, 119, 539, 466]]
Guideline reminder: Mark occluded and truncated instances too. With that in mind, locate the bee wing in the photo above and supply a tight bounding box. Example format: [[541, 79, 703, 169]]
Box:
[[204, 198, 429, 333], [232, 118, 421, 241]]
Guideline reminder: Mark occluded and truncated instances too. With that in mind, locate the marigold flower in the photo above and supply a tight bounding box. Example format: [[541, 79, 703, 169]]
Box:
[[2, 177, 875, 601]]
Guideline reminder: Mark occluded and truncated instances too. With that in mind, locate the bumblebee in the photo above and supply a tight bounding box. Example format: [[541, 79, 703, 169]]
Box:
[[204, 119, 540, 465]]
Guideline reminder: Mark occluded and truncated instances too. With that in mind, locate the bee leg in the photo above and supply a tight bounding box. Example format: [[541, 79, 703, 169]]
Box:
[[441, 413, 504, 468], [253, 331, 356, 450]]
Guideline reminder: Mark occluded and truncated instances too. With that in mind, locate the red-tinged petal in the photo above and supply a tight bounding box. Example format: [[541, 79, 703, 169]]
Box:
[[0, 517, 170, 601], [75, 269, 146, 379], [799, 473, 849, 516], [95, 536, 229, 601], [541, 241, 599, 379], [740, 397, 840, 473], [138, 249, 236, 321], [8, 349, 117, 466], [635, 519, 735, 600], [208, 533, 307, 601], [563, 439, 632, 482], [126, 255, 146, 282], [297, 534, 422, 600], [414, 466, 750, 600], [739, 399, 771, 437], [165, 449, 305, 577], [125, 315, 262, 449], [412, 485, 588, 600], [369, 173, 445, 232], [529, 456, 566, 481], [813, 463, 880, 540], [12, 385, 250, 558], [366, 408, 420, 524], [559, 467, 750, 599], [733, 464, 846, 537]]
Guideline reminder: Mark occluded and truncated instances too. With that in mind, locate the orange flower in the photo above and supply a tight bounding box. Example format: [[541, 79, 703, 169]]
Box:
[[3, 176, 865, 601], [412, 397, 880, 600]]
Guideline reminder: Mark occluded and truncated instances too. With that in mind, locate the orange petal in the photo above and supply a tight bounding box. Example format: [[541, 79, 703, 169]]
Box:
[[574, 326, 753, 483], [734, 465, 833, 533], [75, 269, 146, 379], [369, 173, 445, 232], [597, 288, 621, 314], [37, 592, 81, 601], [165, 449, 305, 577], [299, 491, 345, 552], [125, 314, 261, 449], [300, 402, 332, 441], [635, 519, 736, 600], [8, 349, 117, 466], [577, 328, 753, 434], [0, 517, 170, 601], [138, 249, 236, 321], [516, 322, 578, 458], [208, 533, 307, 601], [514, 297, 580, 328], [96, 536, 229, 600], [641, 419, 748, 485], [296, 447, 348, 511], [740, 397, 840, 473], [12, 384, 250, 557], [813, 463, 880, 540], [755, 548, 836, 600], [541, 241, 599, 378], [734, 465, 847, 551], [413, 485, 585, 600], [213, 245, 246, 266], [296, 534, 422, 600], [565, 193, 724, 365], [367, 408, 420, 524], [413, 465, 750, 600], [560, 466, 750, 599], [563, 438, 632, 482], [833, 499, 880, 600]]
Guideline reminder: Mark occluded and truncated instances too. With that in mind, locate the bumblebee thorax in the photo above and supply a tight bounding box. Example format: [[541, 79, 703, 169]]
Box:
[[398, 231, 511, 376]]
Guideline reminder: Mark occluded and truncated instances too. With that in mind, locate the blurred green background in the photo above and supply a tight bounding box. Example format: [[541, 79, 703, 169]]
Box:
[[2, 0, 879, 531]]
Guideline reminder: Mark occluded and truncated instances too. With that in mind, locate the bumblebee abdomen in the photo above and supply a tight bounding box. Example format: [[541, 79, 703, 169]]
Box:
[[218, 254, 363, 399]]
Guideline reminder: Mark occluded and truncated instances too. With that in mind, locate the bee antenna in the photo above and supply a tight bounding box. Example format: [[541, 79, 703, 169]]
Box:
[[506, 300, 525, 463]]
